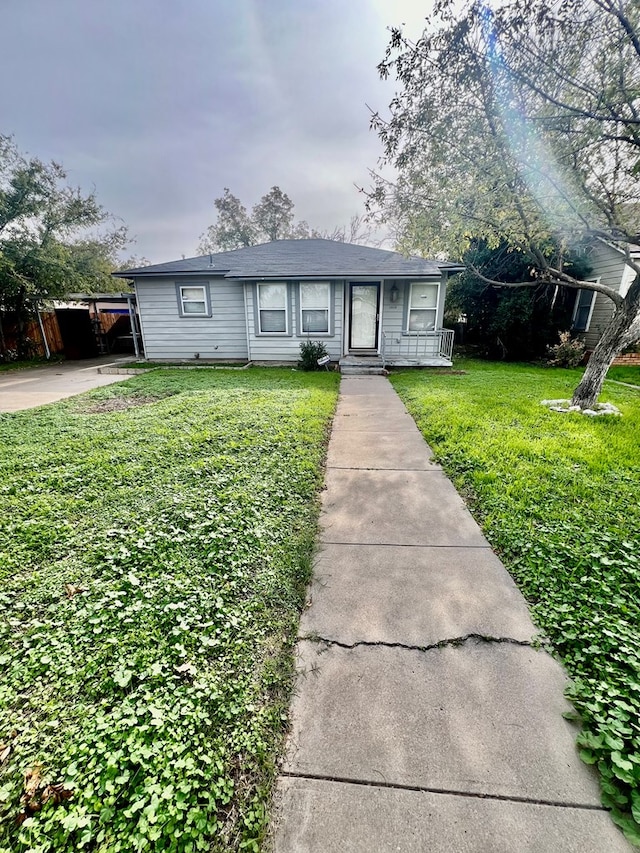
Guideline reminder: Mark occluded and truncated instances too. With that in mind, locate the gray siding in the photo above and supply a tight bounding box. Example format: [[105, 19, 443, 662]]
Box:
[[135, 276, 248, 361], [379, 276, 446, 356], [246, 281, 343, 362], [582, 242, 624, 349]]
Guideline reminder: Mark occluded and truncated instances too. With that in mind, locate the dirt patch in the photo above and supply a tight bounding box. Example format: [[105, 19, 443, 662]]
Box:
[[81, 395, 165, 413]]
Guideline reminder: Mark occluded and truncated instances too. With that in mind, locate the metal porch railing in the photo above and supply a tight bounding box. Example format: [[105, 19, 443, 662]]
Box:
[[381, 328, 454, 367]]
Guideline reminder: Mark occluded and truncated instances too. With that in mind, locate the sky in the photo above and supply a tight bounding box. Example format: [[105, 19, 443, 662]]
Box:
[[0, 0, 432, 263]]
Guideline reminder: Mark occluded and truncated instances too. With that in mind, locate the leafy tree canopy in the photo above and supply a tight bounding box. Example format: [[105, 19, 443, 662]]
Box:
[[370, 0, 640, 407], [446, 239, 591, 360], [0, 135, 130, 357], [0, 136, 129, 305], [198, 187, 373, 253]]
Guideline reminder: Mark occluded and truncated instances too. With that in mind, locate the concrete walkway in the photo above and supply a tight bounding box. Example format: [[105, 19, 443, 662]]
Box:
[[0, 358, 129, 412], [273, 376, 630, 852]]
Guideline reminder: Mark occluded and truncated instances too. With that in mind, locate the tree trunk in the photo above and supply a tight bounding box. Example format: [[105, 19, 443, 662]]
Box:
[[571, 277, 640, 408]]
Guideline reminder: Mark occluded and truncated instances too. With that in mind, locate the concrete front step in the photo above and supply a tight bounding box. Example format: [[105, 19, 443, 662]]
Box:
[[340, 365, 387, 375], [339, 356, 453, 373]]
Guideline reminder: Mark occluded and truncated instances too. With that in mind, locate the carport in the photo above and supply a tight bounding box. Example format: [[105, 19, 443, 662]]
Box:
[[52, 293, 142, 359]]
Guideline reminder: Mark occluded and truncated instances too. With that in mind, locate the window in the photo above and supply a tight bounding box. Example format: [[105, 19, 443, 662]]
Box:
[[177, 284, 210, 317], [407, 283, 438, 332], [572, 288, 596, 332], [300, 282, 330, 334], [258, 283, 288, 333]]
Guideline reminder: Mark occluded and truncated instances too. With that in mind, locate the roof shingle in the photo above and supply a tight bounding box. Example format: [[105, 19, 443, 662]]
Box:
[[114, 239, 463, 279]]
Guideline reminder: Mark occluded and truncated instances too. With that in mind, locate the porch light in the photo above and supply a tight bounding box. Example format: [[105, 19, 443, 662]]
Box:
[[390, 283, 399, 303]]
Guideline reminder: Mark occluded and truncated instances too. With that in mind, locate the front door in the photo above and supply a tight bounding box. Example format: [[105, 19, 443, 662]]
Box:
[[349, 283, 380, 350]]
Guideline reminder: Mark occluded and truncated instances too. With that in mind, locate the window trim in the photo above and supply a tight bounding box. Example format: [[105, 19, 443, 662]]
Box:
[[254, 282, 292, 336], [297, 281, 333, 337], [571, 283, 599, 333], [403, 280, 440, 334], [175, 282, 212, 318]]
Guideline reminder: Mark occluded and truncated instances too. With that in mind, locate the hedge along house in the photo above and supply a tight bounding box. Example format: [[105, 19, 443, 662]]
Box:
[[113, 239, 464, 373]]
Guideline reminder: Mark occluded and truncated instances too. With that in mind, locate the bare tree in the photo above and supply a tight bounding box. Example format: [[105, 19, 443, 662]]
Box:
[[370, 0, 640, 408]]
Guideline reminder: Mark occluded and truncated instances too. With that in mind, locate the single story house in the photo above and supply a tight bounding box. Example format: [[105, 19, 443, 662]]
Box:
[[113, 239, 464, 372], [573, 238, 640, 354]]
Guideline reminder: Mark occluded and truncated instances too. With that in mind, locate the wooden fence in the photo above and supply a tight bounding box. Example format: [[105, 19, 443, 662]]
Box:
[[1, 311, 64, 358], [1, 310, 126, 359]]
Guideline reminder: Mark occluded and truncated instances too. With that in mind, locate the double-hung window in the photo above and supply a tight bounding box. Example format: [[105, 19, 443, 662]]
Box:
[[177, 284, 210, 317], [257, 283, 288, 333], [407, 283, 438, 332], [300, 282, 330, 334], [572, 288, 596, 332]]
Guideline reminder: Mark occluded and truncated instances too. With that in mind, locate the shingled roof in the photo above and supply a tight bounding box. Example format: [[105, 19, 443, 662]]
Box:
[[113, 239, 464, 280]]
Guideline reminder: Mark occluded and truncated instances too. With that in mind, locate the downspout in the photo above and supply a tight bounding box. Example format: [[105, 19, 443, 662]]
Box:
[[243, 282, 252, 363], [36, 304, 51, 360]]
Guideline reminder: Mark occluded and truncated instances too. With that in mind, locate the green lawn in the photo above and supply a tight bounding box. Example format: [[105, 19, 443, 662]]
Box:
[[0, 368, 339, 853], [607, 365, 640, 386], [390, 360, 640, 846]]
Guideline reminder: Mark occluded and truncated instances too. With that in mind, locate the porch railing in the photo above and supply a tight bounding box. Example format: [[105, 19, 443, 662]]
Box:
[[381, 328, 454, 367]]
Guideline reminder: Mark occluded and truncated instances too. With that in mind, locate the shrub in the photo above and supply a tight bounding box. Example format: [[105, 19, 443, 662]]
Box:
[[298, 340, 329, 371], [546, 331, 586, 367]]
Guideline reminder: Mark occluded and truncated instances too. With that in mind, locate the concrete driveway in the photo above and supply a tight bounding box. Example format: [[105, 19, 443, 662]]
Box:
[[0, 358, 131, 412]]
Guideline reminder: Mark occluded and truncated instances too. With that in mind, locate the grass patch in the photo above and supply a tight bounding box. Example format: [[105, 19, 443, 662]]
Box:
[[0, 358, 63, 373], [390, 360, 640, 846], [0, 367, 339, 852], [115, 361, 248, 371], [607, 365, 640, 386]]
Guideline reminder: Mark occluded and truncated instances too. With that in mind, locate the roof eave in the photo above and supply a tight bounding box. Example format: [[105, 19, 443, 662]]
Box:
[[112, 269, 230, 278]]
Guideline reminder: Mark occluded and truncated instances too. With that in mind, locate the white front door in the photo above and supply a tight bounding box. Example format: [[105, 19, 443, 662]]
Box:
[[349, 283, 379, 349]]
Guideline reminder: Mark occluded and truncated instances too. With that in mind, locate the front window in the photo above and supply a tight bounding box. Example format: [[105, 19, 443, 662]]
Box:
[[178, 285, 208, 316], [300, 282, 330, 333], [258, 283, 287, 333], [572, 288, 596, 332], [407, 283, 438, 331]]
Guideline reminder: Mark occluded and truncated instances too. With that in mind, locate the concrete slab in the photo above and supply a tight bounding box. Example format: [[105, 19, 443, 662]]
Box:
[[273, 777, 630, 853], [326, 430, 439, 470], [301, 544, 537, 645], [285, 642, 602, 805], [331, 407, 419, 432], [0, 358, 129, 411], [339, 376, 398, 396], [320, 469, 488, 547], [334, 395, 409, 412]]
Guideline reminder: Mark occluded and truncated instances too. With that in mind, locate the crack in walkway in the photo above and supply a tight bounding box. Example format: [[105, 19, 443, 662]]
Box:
[[299, 632, 536, 653], [280, 771, 606, 812]]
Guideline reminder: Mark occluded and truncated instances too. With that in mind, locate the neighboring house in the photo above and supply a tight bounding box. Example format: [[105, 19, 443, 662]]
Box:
[[573, 238, 640, 351], [113, 239, 464, 371]]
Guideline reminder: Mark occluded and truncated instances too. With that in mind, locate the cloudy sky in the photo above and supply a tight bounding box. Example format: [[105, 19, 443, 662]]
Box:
[[0, 0, 432, 263]]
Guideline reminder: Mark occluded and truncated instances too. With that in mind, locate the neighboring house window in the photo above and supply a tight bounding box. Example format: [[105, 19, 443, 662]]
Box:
[[300, 282, 330, 334], [572, 288, 596, 332], [176, 284, 211, 317], [407, 283, 438, 332], [258, 283, 288, 333]]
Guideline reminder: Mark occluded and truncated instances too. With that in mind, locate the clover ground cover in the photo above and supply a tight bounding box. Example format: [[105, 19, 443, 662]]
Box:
[[390, 361, 640, 846], [0, 367, 338, 852]]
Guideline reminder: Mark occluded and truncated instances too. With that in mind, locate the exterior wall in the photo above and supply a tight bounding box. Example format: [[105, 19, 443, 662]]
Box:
[[380, 280, 405, 340], [135, 276, 248, 361], [245, 281, 343, 362], [612, 351, 640, 366], [379, 276, 447, 357], [581, 242, 625, 349], [134, 273, 451, 363]]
